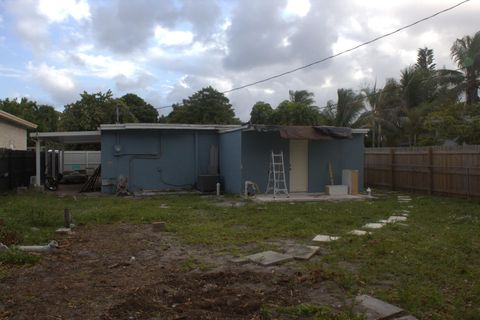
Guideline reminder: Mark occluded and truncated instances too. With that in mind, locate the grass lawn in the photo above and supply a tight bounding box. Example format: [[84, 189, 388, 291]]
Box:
[[1, 191, 479, 319]]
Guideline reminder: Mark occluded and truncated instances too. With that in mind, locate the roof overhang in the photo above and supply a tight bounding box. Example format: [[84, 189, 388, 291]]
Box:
[[219, 125, 369, 135], [29, 131, 101, 144], [100, 123, 243, 131], [0, 110, 37, 129]]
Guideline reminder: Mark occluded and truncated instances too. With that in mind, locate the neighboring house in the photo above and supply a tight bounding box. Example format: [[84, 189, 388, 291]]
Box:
[[0, 110, 37, 150], [99, 123, 367, 194]]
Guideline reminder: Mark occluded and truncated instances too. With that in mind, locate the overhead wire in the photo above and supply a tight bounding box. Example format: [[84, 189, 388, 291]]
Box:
[[221, 0, 470, 94]]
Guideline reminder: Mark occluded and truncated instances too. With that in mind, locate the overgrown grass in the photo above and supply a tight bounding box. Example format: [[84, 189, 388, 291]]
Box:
[[0, 191, 479, 319]]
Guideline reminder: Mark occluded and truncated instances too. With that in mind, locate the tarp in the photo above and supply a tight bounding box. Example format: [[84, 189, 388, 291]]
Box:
[[251, 125, 352, 140]]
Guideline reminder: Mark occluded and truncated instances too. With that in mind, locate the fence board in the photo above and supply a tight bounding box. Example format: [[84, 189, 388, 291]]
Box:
[[365, 146, 480, 197]]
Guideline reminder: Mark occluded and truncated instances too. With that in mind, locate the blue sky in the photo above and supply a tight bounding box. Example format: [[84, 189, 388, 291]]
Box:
[[0, 0, 479, 120]]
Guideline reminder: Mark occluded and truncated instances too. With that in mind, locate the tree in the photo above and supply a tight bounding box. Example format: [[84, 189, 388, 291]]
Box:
[[270, 100, 321, 125], [0, 97, 59, 132], [322, 88, 365, 127], [250, 101, 273, 124], [288, 90, 316, 106], [450, 31, 480, 105], [166, 86, 240, 124], [120, 93, 158, 123], [60, 90, 136, 131]]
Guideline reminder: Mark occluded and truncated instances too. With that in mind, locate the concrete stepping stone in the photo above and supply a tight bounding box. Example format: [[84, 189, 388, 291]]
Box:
[[312, 235, 340, 242], [388, 216, 408, 223], [349, 230, 370, 236], [284, 245, 320, 260], [363, 223, 384, 229], [355, 294, 406, 320], [245, 251, 293, 266], [378, 219, 389, 224]]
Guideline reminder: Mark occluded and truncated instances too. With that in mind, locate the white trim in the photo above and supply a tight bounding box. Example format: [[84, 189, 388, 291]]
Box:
[[30, 131, 100, 138], [0, 110, 37, 129], [352, 129, 369, 134], [100, 123, 242, 131]]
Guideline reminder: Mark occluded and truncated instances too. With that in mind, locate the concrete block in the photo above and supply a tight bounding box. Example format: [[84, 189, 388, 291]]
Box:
[[312, 235, 340, 242], [56, 227, 73, 235], [348, 230, 370, 236], [362, 223, 384, 229], [355, 294, 403, 319], [325, 185, 348, 196], [245, 251, 293, 266], [284, 245, 320, 260], [388, 216, 408, 223]]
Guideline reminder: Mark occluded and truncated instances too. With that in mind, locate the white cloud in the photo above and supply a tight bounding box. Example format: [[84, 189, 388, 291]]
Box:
[[37, 0, 90, 23], [26, 62, 77, 103], [72, 53, 137, 78], [154, 26, 194, 46], [284, 0, 311, 18]]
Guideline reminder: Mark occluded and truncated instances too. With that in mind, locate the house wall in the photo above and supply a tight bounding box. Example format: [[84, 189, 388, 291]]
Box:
[[241, 131, 365, 193], [308, 134, 365, 192], [241, 131, 290, 193], [101, 129, 218, 193], [219, 130, 242, 193], [0, 119, 27, 150]]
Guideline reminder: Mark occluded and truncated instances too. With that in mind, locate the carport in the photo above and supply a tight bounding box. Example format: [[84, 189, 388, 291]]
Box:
[[30, 131, 101, 187]]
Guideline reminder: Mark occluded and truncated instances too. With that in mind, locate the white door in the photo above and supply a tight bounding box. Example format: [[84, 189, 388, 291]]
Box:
[[289, 139, 308, 192]]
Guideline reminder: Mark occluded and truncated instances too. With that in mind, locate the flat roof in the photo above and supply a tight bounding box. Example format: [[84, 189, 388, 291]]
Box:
[[0, 110, 37, 129], [220, 125, 369, 134], [100, 123, 242, 131], [30, 131, 100, 144]]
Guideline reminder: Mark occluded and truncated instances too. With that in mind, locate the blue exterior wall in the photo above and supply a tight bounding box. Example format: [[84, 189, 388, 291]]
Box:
[[241, 131, 290, 193], [308, 134, 365, 192], [218, 130, 242, 193], [239, 131, 365, 193], [101, 129, 218, 193]]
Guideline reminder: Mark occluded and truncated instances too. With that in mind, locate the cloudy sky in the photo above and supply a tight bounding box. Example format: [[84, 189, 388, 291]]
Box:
[[0, 0, 478, 120]]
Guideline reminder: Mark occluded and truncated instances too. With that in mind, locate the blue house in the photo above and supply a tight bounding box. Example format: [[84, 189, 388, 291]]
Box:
[[100, 123, 367, 195]]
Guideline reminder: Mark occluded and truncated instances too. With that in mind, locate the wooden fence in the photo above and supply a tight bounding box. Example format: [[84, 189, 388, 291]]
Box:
[[365, 145, 480, 197]]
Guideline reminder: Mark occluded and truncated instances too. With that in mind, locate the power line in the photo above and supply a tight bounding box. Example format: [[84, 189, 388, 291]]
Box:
[[221, 0, 470, 94], [319, 68, 463, 112]]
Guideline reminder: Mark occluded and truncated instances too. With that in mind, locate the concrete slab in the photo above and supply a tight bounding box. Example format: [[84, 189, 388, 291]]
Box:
[[254, 192, 368, 202], [349, 230, 370, 236], [378, 219, 390, 224], [362, 223, 385, 229], [245, 251, 293, 266], [284, 245, 320, 260], [355, 295, 404, 320], [229, 256, 250, 264], [388, 216, 408, 223], [312, 235, 340, 242]]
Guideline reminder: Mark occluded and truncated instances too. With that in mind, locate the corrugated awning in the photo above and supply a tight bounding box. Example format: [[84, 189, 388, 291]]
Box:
[[251, 125, 353, 139]]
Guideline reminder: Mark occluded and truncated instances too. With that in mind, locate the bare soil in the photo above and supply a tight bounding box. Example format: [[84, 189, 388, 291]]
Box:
[[0, 224, 347, 319]]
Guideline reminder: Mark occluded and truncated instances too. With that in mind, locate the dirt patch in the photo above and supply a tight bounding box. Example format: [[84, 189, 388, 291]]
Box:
[[0, 224, 347, 319]]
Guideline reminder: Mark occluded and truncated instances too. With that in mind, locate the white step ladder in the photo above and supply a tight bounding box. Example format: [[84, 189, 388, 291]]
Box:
[[266, 151, 289, 198]]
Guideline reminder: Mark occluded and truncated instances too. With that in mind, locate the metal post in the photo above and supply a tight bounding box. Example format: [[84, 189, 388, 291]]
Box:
[[35, 139, 41, 187], [51, 150, 56, 178]]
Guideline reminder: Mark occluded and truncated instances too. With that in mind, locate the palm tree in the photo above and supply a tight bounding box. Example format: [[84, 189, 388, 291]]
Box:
[[288, 90, 315, 106], [450, 31, 480, 105], [322, 88, 365, 127]]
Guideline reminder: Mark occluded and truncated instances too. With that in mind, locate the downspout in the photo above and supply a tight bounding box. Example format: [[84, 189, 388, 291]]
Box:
[[194, 131, 199, 184]]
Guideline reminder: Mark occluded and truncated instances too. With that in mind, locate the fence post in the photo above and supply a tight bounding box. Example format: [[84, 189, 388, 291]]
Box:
[[7, 150, 13, 190], [429, 147, 434, 194], [466, 167, 470, 199], [390, 148, 395, 190]]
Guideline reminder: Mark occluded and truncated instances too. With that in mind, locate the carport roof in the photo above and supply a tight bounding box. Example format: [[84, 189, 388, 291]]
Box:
[[29, 131, 101, 144]]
